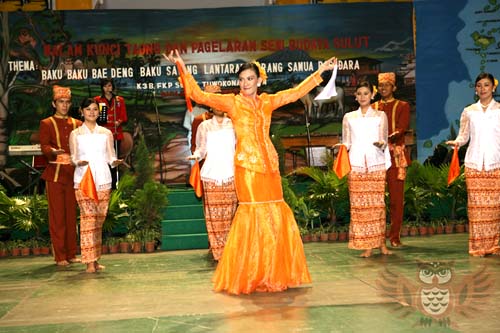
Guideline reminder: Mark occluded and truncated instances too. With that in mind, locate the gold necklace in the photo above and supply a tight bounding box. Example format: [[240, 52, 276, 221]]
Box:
[[480, 99, 492, 108]]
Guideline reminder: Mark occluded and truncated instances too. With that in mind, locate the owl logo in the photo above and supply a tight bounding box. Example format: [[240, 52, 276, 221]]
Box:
[[376, 261, 494, 328]]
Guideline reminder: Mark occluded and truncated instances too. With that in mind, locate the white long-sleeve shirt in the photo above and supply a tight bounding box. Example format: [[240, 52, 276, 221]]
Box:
[[193, 116, 236, 183], [342, 107, 391, 173], [69, 123, 117, 190], [454, 100, 500, 171]]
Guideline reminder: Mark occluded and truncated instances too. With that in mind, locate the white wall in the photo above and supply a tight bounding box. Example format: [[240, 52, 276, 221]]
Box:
[[96, 0, 271, 9]]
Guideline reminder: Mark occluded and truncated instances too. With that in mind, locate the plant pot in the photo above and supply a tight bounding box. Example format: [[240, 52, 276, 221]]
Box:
[[0, 249, 7, 257], [455, 224, 465, 233], [435, 226, 444, 234], [409, 227, 418, 237], [145, 241, 156, 253], [32, 247, 41, 256], [302, 234, 312, 243], [132, 242, 142, 253], [328, 232, 338, 241], [400, 227, 409, 237], [11, 248, 21, 256], [418, 226, 428, 236], [101, 244, 109, 254], [109, 244, 119, 254], [319, 233, 329, 242], [119, 242, 130, 253], [427, 226, 435, 236], [311, 234, 319, 242], [445, 225, 454, 234], [338, 232, 348, 242], [385, 228, 391, 238], [40, 247, 50, 255], [21, 248, 30, 256]]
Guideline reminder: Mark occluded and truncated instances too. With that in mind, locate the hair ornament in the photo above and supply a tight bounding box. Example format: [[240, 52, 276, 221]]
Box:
[[253, 61, 267, 85]]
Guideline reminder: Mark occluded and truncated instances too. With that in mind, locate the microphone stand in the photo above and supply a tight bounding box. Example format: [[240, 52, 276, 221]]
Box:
[[304, 106, 312, 167], [152, 90, 164, 183], [112, 95, 120, 186]]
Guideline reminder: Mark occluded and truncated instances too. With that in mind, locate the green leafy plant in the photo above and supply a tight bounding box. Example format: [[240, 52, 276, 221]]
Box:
[[281, 176, 320, 232], [128, 181, 168, 233], [103, 172, 135, 233], [293, 166, 349, 224]]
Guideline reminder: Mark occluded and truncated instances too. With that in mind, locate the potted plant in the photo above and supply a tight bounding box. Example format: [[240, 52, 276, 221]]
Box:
[[328, 225, 339, 241], [101, 237, 109, 254], [143, 229, 159, 253], [0, 241, 7, 257], [40, 239, 51, 255], [427, 221, 436, 236], [319, 225, 329, 242], [119, 237, 130, 253], [127, 232, 142, 253], [455, 219, 466, 233], [107, 237, 120, 254], [30, 239, 41, 256], [418, 221, 429, 236], [445, 220, 455, 234], [300, 227, 312, 243], [19, 240, 30, 256], [310, 228, 320, 242], [338, 225, 349, 242], [400, 221, 410, 237], [8, 240, 21, 257], [293, 166, 349, 225], [409, 222, 418, 237]]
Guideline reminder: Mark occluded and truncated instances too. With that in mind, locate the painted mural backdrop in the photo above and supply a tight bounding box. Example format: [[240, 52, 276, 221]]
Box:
[[1, 3, 414, 188], [415, 0, 500, 163]]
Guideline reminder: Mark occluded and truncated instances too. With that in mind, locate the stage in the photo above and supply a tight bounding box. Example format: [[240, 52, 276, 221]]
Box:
[[0, 234, 498, 332]]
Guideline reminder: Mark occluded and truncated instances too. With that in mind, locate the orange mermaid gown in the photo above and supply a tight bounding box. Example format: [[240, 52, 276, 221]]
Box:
[[213, 166, 311, 294], [182, 71, 323, 294]]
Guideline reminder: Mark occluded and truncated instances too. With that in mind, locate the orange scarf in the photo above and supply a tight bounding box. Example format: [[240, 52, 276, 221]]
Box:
[[333, 145, 351, 179], [189, 161, 203, 197], [80, 166, 98, 203], [447, 146, 460, 185]]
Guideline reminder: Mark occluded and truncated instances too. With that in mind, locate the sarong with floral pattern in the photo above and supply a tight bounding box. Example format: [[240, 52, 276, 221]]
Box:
[[348, 170, 386, 250], [465, 167, 500, 256], [75, 189, 110, 264]]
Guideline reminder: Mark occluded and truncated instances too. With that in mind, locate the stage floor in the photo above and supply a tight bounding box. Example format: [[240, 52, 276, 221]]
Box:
[[0, 234, 498, 332]]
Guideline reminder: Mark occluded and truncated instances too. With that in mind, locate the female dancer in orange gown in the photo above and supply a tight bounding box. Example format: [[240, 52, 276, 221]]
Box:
[[165, 50, 337, 294]]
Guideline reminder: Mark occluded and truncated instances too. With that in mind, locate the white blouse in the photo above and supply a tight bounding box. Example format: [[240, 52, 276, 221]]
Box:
[[342, 107, 391, 172], [69, 123, 117, 190], [193, 116, 236, 183], [454, 100, 500, 171]]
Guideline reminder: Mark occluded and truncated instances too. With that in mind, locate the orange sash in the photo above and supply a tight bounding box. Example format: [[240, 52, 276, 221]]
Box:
[[80, 166, 98, 203], [189, 160, 203, 197], [447, 146, 460, 185], [333, 145, 351, 179]]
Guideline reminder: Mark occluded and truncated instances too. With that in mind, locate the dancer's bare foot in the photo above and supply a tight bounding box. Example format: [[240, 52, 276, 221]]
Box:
[[86, 263, 96, 273], [68, 257, 81, 263], [56, 260, 70, 266], [380, 246, 392, 255], [94, 262, 105, 271], [360, 249, 372, 258]]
